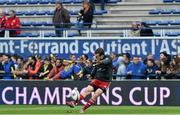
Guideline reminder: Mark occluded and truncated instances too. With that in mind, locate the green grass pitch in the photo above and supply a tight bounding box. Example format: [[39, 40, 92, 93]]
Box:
[[0, 105, 180, 114]]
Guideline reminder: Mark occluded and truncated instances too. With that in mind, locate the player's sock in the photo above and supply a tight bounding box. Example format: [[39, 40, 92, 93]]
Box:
[[82, 99, 95, 111], [73, 94, 84, 105], [79, 94, 84, 101]]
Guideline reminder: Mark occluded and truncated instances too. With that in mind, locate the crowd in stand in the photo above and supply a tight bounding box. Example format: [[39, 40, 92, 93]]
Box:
[[0, 52, 179, 80]]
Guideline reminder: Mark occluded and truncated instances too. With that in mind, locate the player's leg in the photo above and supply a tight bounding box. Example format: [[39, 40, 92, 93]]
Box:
[[66, 85, 94, 108], [80, 88, 104, 113]]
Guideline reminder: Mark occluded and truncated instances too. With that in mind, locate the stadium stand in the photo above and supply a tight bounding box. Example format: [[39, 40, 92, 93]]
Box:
[[0, 0, 180, 37]]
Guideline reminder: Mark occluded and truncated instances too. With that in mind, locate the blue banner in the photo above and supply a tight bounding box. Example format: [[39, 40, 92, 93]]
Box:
[[0, 37, 179, 59]]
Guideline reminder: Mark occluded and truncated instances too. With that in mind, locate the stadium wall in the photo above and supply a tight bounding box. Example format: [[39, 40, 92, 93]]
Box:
[[0, 80, 180, 106], [0, 37, 179, 59]]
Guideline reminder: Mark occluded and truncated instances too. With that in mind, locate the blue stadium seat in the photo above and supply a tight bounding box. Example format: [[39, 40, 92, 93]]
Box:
[[154, 32, 161, 37], [149, 9, 160, 14], [73, 0, 83, 3], [36, 11, 47, 15], [158, 20, 172, 25], [17, 33, 28, 37], [163, 0, 174, 3], [29, 0, 40, 4], [39, 0, 51, 4], [145, 21, 158, 25], [44, 33, 56, 37], [16, 11, 25, 16], [17, 0, 29, 5], [44, 22, 53, 26], [29, 33, 40, 37], [170, 20, 180, 25], [107, 0, 121, 3], [165, 32, 178, 37], [0, 0, 7, 5], [173, 9, 180, 14], [160, 9, 172, 14], [175, 0, 180, 2], [22, 22, 33, 26], [6, 0, 18, 5]]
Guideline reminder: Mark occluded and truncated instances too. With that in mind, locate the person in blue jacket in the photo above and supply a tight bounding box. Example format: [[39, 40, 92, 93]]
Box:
[[126, 56, 146, 79], [2, 54, 14, 79]]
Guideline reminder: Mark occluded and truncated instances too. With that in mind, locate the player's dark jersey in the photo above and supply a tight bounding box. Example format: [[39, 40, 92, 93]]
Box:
[[91, 55, 113, 82]]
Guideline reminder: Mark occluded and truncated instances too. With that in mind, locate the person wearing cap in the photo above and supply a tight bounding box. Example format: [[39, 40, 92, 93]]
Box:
[[52, 2, 71, 37], [4, 10, 21, 37], [0, 9, 7, 37]]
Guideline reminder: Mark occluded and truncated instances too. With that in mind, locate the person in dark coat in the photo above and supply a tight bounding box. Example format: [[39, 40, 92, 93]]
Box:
[[76, 1, 94, 35], [140, 22, 154, 36], [52, 2, 71, 37]]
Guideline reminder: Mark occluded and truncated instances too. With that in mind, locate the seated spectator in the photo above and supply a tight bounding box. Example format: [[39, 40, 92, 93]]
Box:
[[0, 53, 4, 72], [46, 58, 64, 80], [143, 53, 154, 65], [38, 57, 53, 79], [53, 2, 71, 37], [126, 56, 146, 79], [81, 59, 93, 80], [2, 54, 14, 79], [167, 55, 180, 79], [116, 56, 126, 80], [11, 56, 29, 79], [145, 59, 159, 79], [156, 51, 171, 79], [4, 10, 21, 37], [11, 54, 19, 70], [59, 60, 83, 80], [140, 22, 154, 36], [27, 56, 41, 79], [123, 53, 131, 67], [128, 22, 140, 37], [76, 1, 94, 35], [0, 9, 7, 37]]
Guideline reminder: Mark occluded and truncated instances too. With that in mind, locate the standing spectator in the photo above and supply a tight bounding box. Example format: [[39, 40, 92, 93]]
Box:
[[0, 9, 7, 37], [4, 10, 21, 37], [76, 1, 94, 35], [90, 0, 105, 11], [2, 54, 14, 79], [140, 22, 154, 36], [116, 56, 126, 80], [128, 22, 140, 37], [126, 56, 146, 79], [145, 59, 159, 79], [52, 2, 71, 37]]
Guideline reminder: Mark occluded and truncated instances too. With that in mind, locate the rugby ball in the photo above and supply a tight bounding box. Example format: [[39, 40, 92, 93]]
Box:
[[71, 88, 80, 101]]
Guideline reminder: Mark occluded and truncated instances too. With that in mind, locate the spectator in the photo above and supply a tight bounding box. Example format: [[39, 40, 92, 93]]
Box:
[[123, 53, 131, 67], [52, 2, 71, 37], [156, 51, 171, 79], [143, 53, 154, 65], [2, 54, 14, 79], [140, 22, 154, 36], [0, 9, 7, 37], [168, 55, 180, 79], [76, 1, 94, 35], [128, 22, 140, 37], [126, 56, 146, 79], [11, 56, 28, 79], [90, 0, 105, 10], [145, 59, 159, 79], [27, 56, 41, 79], [81, 59, 93, 80], [38, 57, 53, 79], [4, 10, 21, 37], [116, 56, 126, 80], [46, 58, 64, 80], [0, 53, 4, 71], [11, 54, 19, 70]]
